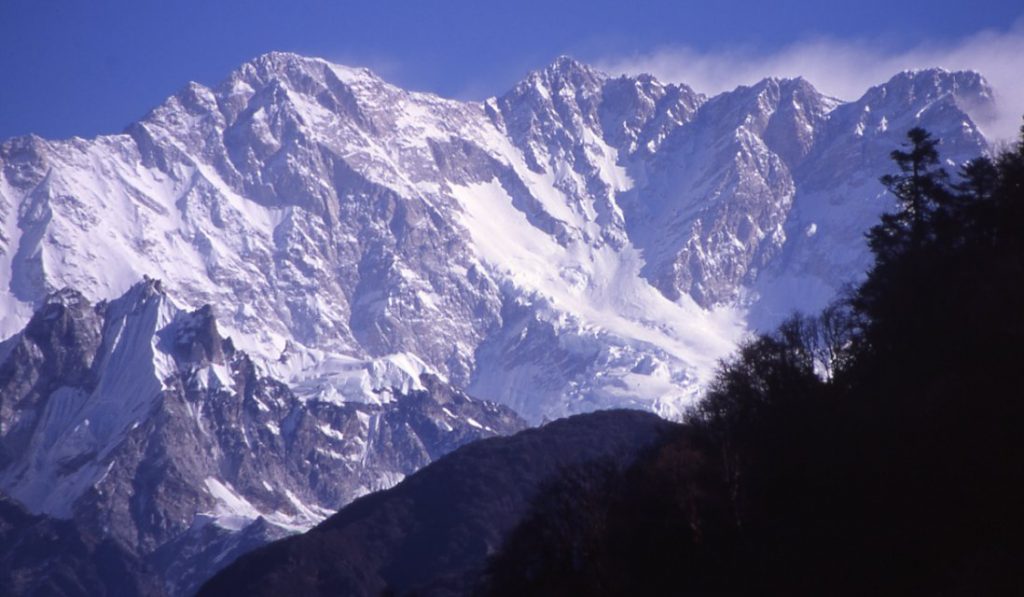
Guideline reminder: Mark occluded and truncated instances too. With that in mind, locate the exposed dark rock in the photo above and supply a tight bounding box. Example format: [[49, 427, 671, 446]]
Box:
[[200, 409, 675, 596]]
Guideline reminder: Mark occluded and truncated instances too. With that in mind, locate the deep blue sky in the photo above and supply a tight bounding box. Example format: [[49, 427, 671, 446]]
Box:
[[1, 0, 1021, 140]]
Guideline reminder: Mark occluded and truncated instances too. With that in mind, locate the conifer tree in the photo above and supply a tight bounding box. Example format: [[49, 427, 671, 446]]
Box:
[[869, 127, 949, 260]]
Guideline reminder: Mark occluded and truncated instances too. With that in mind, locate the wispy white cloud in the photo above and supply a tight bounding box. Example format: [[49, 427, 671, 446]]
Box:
[[594, 19, 1024, 141]]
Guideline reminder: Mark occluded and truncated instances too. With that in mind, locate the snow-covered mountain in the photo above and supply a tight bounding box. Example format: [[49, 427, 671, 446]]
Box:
[[0, 280, 523, 594], [201, 409, 677, 597], [0, 52, 995, 593], [0, 51, 995, 593], [0, 53, 991, 423]]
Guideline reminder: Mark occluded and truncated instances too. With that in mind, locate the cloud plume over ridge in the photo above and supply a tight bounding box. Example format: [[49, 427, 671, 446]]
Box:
[[595, 19, 1024, 141]]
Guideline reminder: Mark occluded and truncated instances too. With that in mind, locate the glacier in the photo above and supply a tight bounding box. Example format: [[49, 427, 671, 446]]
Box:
[[0, 53, 991, 423], [0, 52, 997, 594]]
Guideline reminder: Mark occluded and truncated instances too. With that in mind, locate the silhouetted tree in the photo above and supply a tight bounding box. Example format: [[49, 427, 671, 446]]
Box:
[[869, 127, 950, 261], [483, 121, 1024, 597]]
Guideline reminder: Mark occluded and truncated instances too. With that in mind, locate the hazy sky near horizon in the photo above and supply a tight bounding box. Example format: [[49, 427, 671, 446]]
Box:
[[1, 0, 1022, 140]]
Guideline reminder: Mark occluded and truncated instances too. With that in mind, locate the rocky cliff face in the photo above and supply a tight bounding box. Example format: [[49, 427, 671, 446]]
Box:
[[0, 51, 997, 594], [0, 280, 523, 594], [748, 69, 993, 328], [199, 409, 677, 597], [0, 53, 991, 423], [0, 494, 161, 597]]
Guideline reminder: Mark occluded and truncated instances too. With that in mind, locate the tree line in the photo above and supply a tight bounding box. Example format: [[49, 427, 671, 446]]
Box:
[[481, 120, 1024, 596]]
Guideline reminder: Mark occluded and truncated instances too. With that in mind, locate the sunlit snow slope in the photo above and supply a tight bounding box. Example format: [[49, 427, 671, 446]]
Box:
[[0, 53, 992, 422]]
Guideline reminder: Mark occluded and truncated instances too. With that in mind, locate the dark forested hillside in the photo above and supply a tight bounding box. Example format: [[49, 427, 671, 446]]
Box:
[[481, 123, 1024, 596], [200, 123, 1024, 597], [199, 411, 676, 596]]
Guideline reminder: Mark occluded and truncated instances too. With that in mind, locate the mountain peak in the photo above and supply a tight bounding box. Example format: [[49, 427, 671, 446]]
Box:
[[853, 67, 996, 120], [743, 75, 821, 95], [880, 67, 992, 97], [500, 55, 607, 114], [534, 55, 605, 87], [547, 55, 592, 74], [227, 51, 383, 97], [130, 275, 167, 300], [0, 46, 1006, 597], [100, 276, 174, 324], [42, 287, 89, 309], [230, 51, 328, 87], [247, 50, 326, 72]]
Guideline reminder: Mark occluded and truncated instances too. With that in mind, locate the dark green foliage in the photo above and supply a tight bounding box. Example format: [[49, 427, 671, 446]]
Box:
[[483, 121, 1024, 596]]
